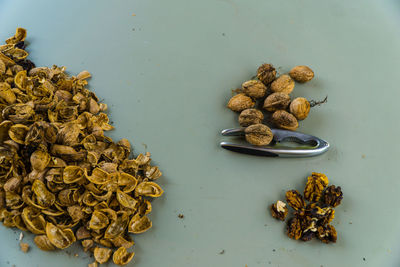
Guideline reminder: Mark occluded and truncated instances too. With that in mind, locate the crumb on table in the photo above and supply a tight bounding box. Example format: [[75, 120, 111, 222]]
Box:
[[20, 242, 29, 253]]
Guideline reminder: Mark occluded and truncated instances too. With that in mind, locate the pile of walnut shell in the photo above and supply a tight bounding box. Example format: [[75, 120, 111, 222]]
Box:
[[227, 63, 321, 146], [0, 28, 163, 267]]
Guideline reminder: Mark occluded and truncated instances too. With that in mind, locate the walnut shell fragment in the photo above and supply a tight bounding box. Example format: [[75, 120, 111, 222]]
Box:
[[34, 235, 56, 251], [113, 246, 135, 266], [94, 247, 113, 264]]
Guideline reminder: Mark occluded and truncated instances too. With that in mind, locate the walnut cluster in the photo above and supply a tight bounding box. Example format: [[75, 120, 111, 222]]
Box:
[[226, 63, 326, 144]]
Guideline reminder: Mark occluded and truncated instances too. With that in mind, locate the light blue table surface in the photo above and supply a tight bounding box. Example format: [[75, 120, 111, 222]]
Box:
[[1, 0, 400, 266]]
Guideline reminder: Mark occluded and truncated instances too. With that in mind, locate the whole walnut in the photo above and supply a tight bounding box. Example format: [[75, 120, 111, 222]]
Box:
[[271, 110, 298, 131], [242, 80, 267, 99], [244, 124, 273, 146], [238, 109, 264, 127], [227, 93, 255, 112], [257, 63, 276, 85], [289, 65, 314, 83], [270, 74, 295, 94], [263, 92, 290, 112], [290, 97, 310, 120]]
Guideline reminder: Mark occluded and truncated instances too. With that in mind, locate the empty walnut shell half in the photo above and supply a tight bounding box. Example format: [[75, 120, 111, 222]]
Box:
[[34, 235, 56, 251], [94, 247, 113, 264], [113, 246, 135, 266], [45, 222, 76, 249], [128, 214, 152, 234]]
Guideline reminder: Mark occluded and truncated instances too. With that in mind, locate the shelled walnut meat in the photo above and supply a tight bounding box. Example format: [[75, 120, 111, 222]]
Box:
[[270, 172, 343, 244], [0, 28, 164, 266]]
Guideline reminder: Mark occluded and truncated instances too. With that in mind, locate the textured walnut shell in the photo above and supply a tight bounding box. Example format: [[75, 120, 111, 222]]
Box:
[[0, 52, 15, 66], [63, 166, 85, 184], [0, 82, 16, 104], [34, 235, 56, 251], [289, 65, 314, 83], [257, 63, 276, 84], [104, 212, 129, 239], [241, 80, 267, 99], [145, 166, 162, 180], [21, 207, 46, 234], [113, 246, 135, 266], [128, 214, 152, 234], [32, 180, 56, 207], [0, 58, 6, 74], [238, 109, 264, 127], [244, 124, 273, 146], [85, 167, 110, 184], [290, 97, 310, 120], [30, 150, 51, 171], [89, 210, 109, 230], [227, 93, 255, 112], [3, 177, 21, 192], [135, 182, 163, 197], [271, 110, 298, 131], [94, 247, 113, 264], [8, 124, 29, 144], [81, 239, 94, 252], [116, 189, 138, 209], [270, 75, 295, 94], [45, 222, 76, 249], [111, 235, 134, 249], [263, 92, 291, 112], [6, 28, 27, 44]]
